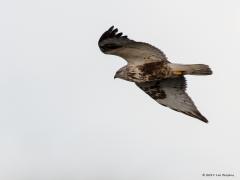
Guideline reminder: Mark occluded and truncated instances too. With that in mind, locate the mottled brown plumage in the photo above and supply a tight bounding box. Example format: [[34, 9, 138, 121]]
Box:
[[137, 61, 172, 81], [99, 26, 212, 123]]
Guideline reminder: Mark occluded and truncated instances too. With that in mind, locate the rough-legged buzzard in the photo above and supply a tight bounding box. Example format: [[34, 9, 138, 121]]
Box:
[[98, 26, 212, 123]]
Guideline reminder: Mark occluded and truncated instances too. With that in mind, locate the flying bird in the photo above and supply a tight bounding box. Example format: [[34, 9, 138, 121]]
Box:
[[98, 26, 212, 123]]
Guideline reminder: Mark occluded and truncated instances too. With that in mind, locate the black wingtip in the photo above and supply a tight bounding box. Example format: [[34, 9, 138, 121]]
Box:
[[200, 117, 208, 123], [195, 111, 208, 123], [109, 25, 114, 31], [99, 26, 117, 43], [98, 26, 130, 44], [98, 26, 132, 53], [180, 110, 208, 123]]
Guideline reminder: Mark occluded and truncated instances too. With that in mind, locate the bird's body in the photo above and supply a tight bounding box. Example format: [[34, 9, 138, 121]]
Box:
[[114, 61, 171, 83], [98, 26, 212, 123]]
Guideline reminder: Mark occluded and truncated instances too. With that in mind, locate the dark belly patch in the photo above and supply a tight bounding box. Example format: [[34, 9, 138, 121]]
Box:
[[137, 61, 170, 81]]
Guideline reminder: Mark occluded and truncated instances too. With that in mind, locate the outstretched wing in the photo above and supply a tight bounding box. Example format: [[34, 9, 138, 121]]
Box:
[[98, 26, 168, 65], [136, 77, 208, 123]]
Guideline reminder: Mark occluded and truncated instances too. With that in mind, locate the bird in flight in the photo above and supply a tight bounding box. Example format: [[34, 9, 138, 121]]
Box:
[[98, 26, 212, 123]]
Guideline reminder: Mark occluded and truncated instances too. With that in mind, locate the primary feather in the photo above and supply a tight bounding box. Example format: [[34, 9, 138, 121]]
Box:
[[136, 77, 208, 123], [99, 26, 168, 65]]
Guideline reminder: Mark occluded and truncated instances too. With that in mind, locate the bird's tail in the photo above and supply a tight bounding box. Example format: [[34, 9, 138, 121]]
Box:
[[169, 63, 212, 76]]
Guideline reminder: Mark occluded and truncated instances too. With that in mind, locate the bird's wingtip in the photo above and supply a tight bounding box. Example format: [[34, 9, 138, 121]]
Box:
[[195, 111, 209, 123]]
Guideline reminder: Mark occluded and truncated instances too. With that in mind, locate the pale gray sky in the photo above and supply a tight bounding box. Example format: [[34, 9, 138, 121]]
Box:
[[0, 0, 240, 179]]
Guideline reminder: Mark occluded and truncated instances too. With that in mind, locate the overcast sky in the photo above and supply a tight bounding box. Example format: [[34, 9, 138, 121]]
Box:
[[0, 0, 240, 179]]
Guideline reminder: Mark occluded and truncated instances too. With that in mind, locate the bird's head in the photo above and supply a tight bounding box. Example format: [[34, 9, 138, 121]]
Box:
[[114, 69, 124, 79], [114, 66, 128, 80]]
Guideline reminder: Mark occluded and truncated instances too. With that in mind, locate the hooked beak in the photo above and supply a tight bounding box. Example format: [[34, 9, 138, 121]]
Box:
[[114, 72, 119, 79]]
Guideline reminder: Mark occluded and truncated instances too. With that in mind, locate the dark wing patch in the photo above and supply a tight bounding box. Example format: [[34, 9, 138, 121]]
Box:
[[136, 77, 208, 123], [98, 26, 134, 53], [139, 83, 167, 100]]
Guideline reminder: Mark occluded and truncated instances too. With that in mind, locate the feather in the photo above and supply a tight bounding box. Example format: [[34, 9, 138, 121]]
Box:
[[98, 26, 167, 64], [136, 77, 208, 123]]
